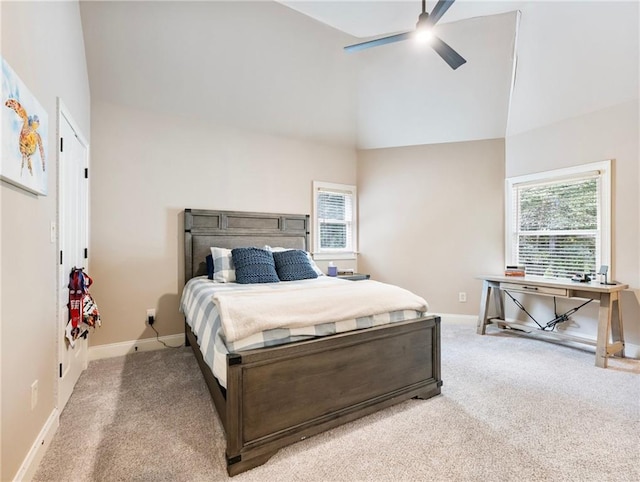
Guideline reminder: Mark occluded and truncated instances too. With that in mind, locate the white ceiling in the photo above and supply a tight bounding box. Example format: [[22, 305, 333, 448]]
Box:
[[279, 0, 524, 38], [80, 1, 639, 150]]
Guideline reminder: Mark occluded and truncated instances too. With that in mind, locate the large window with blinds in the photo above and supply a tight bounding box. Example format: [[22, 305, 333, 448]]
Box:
[[506, 161, 611, 279], [312, 181, 357, 259]]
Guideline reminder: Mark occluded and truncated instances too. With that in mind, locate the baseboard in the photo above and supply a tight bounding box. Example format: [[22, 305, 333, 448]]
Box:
[[624, 342, 640, 359], [89, 334, 184, 361], [435, 313, 477, 324], [13, 408, 59, 482]]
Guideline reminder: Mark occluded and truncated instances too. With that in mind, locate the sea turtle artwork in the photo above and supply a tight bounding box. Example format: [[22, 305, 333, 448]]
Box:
[[1, 56, 48, 195], [5, 98, 45, 175]]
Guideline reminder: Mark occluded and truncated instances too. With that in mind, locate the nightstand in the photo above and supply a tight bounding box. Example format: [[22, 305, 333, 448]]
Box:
[[337, 273, 370, 281]]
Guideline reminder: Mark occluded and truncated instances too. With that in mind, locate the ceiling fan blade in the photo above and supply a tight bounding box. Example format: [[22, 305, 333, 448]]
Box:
[[430, 35, 466, 69], [428, 0, 455, 26], [344, 31, 412, 53]]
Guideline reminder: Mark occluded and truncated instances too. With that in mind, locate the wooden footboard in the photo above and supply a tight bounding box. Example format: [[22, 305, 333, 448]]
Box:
[[186, 315, 442, 476]]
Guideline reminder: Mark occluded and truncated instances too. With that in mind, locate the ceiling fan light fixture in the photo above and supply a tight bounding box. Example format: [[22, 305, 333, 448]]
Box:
[[343, 0, 466, 70], [414, 26, 434, 44]]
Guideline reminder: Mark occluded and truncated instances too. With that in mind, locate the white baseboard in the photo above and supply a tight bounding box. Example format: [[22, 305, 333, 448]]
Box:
[[14, 408, 59, 482], [434, 313, 477, 324], [88, 315, 639, 362], [89, 334, 184, 361], [624, 342, 640, 359]]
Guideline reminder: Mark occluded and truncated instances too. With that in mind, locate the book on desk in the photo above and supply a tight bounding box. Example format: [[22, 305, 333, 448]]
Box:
[[504, 265, 525, 277]]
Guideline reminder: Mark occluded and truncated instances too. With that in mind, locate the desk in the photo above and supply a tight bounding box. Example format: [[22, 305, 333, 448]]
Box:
[[477, 275, 628, 368]]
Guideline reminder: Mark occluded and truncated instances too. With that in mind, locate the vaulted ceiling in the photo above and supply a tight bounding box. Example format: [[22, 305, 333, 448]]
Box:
[[80, 1, 639, 149], [279, 0, 525, 38]]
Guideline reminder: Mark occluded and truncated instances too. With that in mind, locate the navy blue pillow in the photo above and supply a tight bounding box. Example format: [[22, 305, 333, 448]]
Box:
[[273, 249, 319, 281], [206, 254, 214, 280], [231, 247, 279, 284]]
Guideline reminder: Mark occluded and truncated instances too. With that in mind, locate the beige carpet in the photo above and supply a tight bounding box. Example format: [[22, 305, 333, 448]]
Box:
[[34, 322, 640, 481]]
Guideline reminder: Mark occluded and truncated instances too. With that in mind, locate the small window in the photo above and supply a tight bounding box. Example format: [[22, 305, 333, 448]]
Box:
[[506, 161, 611, 279], [312, 181, 357, 260]]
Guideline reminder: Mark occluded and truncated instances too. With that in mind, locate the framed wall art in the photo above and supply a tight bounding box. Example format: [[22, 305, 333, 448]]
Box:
[[1, 56, 48, 195]]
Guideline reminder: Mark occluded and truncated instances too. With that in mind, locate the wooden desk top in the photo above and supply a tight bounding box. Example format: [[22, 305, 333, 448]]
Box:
[[478, 275, 628, 293]]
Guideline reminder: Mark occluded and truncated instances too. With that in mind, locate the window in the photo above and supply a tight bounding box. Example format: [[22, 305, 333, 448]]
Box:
[[312, 181, 357, 260], [506, 161, 611, 279]]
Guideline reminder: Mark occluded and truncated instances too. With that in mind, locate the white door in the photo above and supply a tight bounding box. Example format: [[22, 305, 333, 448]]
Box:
[[57, 100, 89, 411]]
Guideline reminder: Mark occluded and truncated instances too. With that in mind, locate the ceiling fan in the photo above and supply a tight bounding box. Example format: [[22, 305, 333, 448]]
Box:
[[344, 0, 466, 70]]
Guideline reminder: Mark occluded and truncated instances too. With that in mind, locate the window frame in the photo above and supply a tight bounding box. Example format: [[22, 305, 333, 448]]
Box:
[[505, 160, 612, 279], [312, 181, 358, 261]]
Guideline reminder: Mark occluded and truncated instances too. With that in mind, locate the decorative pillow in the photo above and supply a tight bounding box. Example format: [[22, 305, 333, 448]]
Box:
[[273, 249, 319, 281], [231, 247, 280, 284], [264, 246, 324, 276], [206, 254, 214, 280], [210, 247, 236, 283]]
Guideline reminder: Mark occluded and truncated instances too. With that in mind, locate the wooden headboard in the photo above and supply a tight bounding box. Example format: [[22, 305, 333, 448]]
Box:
[[184, 209, 310, 281]]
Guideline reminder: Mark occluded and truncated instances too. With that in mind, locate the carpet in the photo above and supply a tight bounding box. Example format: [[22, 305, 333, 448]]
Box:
[[34, 321, 640, 481]]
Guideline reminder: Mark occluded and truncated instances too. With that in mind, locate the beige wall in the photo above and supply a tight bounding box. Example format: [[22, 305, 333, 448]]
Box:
[[505, 100, 640, 349], [89, 100, 357, 347], [0, 2, 90, 479], [357, 138, 505, 314]]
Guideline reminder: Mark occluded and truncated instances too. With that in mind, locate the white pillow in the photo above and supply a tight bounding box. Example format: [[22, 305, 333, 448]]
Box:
[[210, 247, 236, 283], [264, 246, 324, 276]]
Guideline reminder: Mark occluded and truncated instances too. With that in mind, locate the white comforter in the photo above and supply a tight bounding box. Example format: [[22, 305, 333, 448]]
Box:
[[213, 279, 428, 343]]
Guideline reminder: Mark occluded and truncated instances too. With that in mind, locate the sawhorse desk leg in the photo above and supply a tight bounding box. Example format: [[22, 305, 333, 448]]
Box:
[[477, 280, 502, 335], [596, 291, 625, 368]]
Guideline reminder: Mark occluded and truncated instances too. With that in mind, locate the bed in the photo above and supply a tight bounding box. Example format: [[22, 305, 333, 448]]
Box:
[[182, 208, 442, 476]]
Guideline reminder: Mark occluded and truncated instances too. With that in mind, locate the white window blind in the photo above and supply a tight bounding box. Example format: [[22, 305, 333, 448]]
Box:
[[506, 161, 611, 280], [312, 181, 357, 258]]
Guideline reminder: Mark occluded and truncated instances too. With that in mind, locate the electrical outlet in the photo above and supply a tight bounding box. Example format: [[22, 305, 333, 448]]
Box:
[[146, 309, 156, 326], [458, 292, 467, 303], [31, 380, 38, 410]]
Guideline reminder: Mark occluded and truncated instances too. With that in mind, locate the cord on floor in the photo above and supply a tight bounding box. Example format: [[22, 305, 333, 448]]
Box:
[[150, 323, 184, 349]]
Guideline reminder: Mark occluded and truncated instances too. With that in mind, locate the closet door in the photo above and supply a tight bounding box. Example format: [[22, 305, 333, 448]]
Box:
[[57, 101, 89, 411]]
